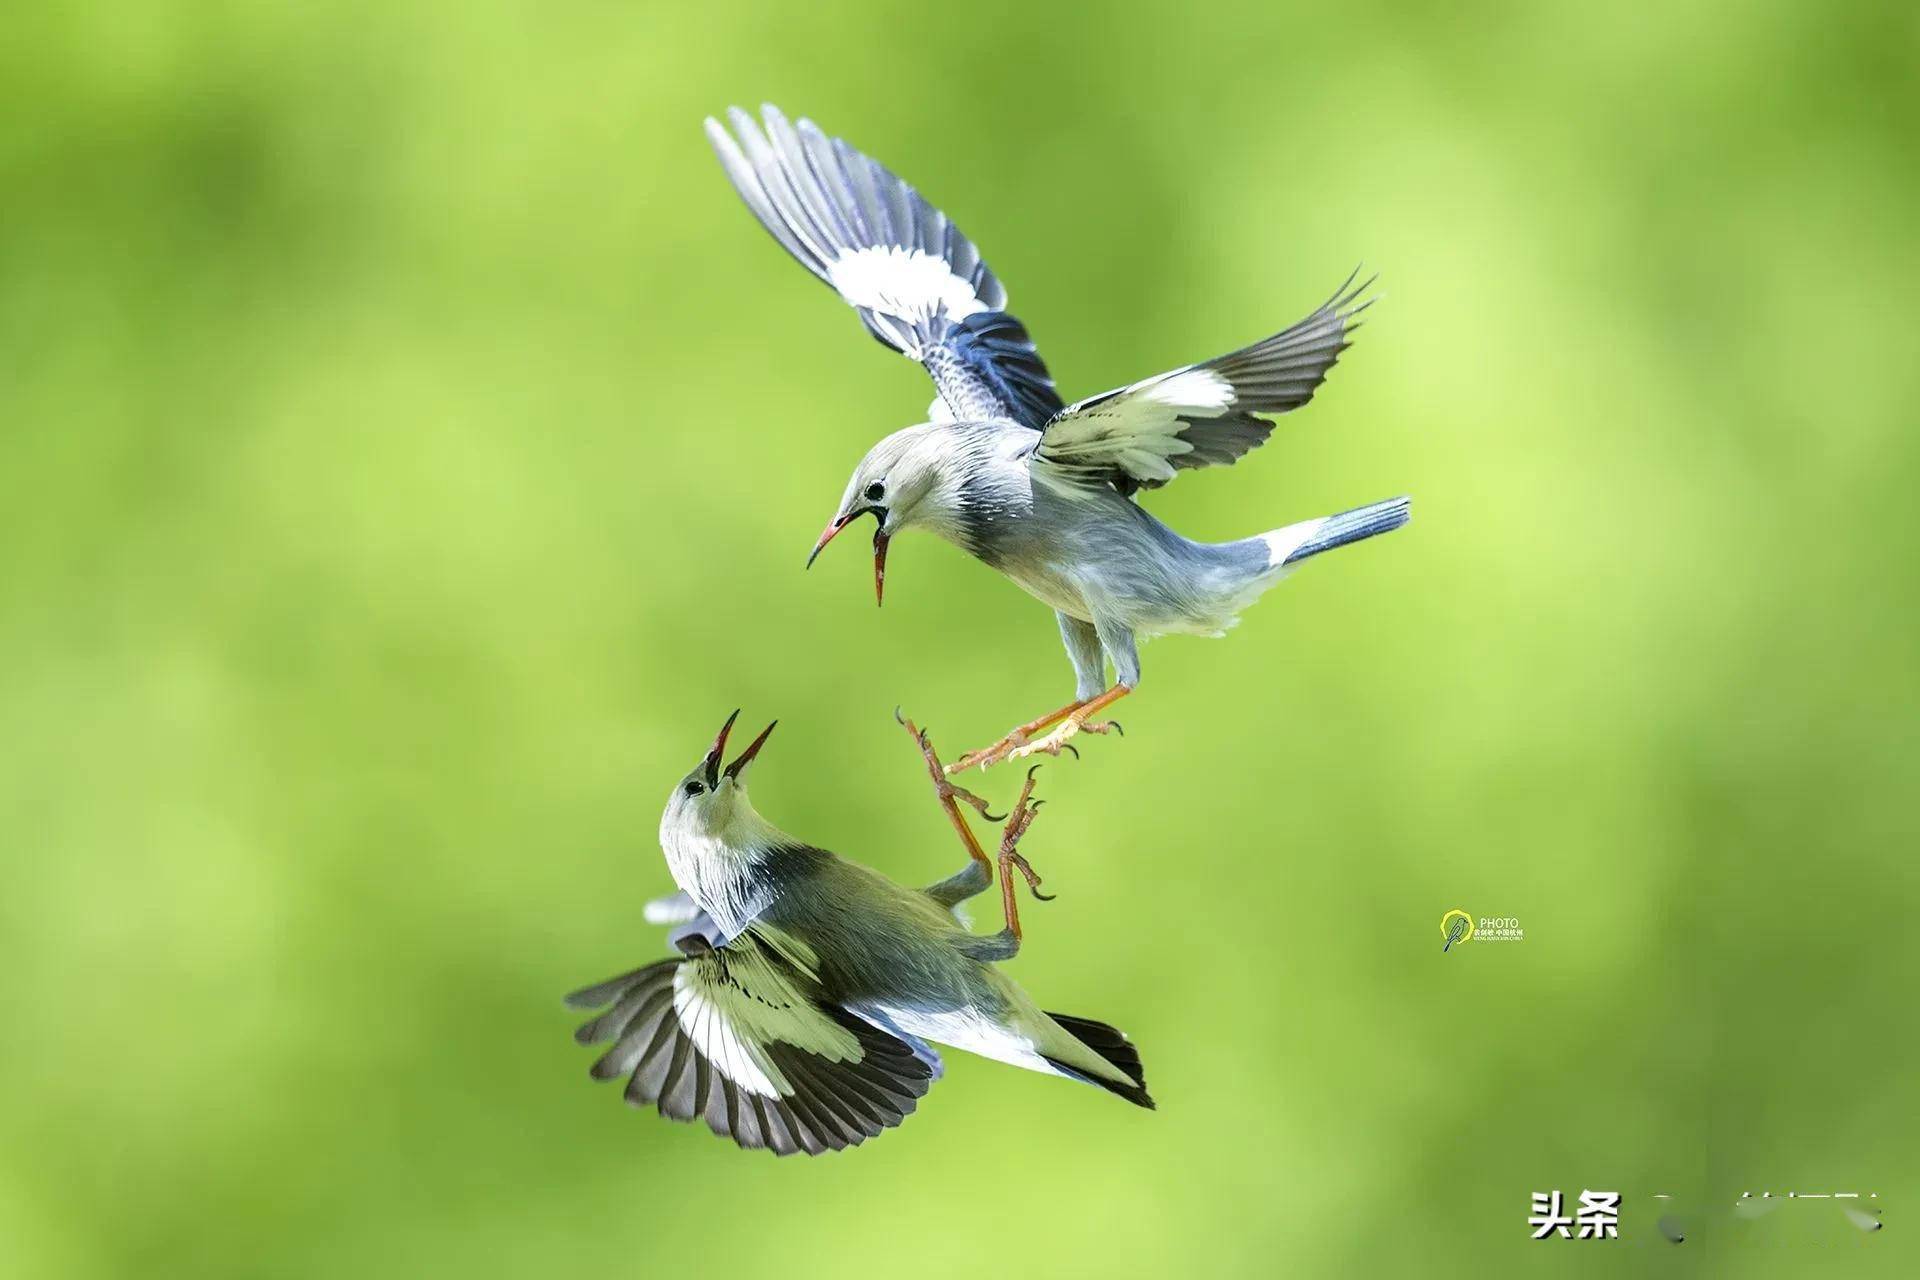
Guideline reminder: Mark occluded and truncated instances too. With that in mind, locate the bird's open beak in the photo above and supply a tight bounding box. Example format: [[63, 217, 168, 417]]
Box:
[[806, 507, 889, 607], [723, 720, 777, 781], [805, 512, 856, 570], [701, 708, 739, 787]]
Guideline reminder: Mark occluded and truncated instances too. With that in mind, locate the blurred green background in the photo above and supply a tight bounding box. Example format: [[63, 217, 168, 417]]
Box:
[[3, 1, 1915, 1275]]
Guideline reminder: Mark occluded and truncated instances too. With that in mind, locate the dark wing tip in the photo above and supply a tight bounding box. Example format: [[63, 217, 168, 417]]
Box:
[[1330, 268, 1380, 320], [571, 952, 937, 1156]]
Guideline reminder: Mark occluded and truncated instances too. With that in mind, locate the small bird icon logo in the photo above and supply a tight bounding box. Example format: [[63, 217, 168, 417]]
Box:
[[1441, 909, 1473, 952]]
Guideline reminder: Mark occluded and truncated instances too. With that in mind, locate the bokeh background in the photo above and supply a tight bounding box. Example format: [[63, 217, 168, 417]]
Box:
[[4, 2, 1916, 1275]]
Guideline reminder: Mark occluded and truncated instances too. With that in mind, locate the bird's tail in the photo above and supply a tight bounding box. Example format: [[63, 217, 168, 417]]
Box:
[[1262, 495, 1410, 570], [1036, 1011, 1154, 1109]]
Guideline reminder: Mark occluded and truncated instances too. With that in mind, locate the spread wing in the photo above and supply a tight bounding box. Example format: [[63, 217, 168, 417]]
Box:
[[566, 932, 935, 1155], [1032, 272, 1373, 495], [706, 104, 1064, 429]]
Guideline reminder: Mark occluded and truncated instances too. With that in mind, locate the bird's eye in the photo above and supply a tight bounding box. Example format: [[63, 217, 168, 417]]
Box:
[[864, 482, 885, 503], [683, 780, 705, 797]]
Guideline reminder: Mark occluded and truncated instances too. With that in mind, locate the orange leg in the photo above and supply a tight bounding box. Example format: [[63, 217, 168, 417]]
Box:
[[948, 684, 1133, 774], [897, 709, 999, 874], [994, 765, 1054, 942], [899, 711, 1055, 941], [944, 697, 1083, 774]]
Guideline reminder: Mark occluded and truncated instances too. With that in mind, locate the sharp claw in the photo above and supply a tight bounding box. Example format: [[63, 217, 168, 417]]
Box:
[[1030, 886, 1057, 902], [1108, 721, 1125, 737], [1062, 743, 1080, 760], [1026, 764, 1042, 781], [982, 808, 1007, 823]]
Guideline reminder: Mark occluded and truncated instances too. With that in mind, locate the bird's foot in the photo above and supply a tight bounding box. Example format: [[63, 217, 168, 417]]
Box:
[[1002, 847, 1053, 904], [945, 732, 1030, 775], [897, 708, 998, 869], [938, 774, 1003, 822], [1006, 712, 1124, 763], [995, 766, 1056, 941], [946, 685, 1134, 773], [1006, 684, 1132, 765], [944, 698, 1085, 774]]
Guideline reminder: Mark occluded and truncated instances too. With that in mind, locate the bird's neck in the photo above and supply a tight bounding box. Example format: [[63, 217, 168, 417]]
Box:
[[908, 423, 1028, 555], [659, 800, 794, 937]]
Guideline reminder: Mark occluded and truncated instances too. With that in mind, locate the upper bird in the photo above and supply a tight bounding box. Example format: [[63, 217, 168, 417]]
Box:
[[708, 105, 1410, 770], [566, 711, 1151, 1156]]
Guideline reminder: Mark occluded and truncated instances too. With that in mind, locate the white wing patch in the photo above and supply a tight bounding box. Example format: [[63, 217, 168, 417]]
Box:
[[826, 246, 988, 328], [1029, 271, 1373, 493], [1033, 366, 1238, 489], [671, 940, 860, 1099], [1134, 367, 1234, 414]]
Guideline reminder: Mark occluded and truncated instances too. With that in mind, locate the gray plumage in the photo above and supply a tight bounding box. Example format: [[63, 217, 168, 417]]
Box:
[[566, 716, 1152, 1156], [709, 106, 1409, 726], [1281, 495, 1412, 567], [705, 105, 1061, 426]]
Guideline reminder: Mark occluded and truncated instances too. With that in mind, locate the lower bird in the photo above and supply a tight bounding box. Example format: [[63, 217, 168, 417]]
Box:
[[565, 711, 1151, 1155], [708, 104, 1411, 770]]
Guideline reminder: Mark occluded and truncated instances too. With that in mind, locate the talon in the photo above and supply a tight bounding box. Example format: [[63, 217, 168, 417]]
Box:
[[1026, 764, 1042, 782], [946, 688, 1131, 774], [1062, 743, 1080, 760], [1001, 851, 1055, 903], [957, 794, 998, 819], [1108, 721, 1125, 737], [893, 705, 906, 725], [937, 777, 1002, 822]]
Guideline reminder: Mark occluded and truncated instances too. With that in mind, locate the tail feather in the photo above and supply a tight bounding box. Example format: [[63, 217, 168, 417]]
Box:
[[1042, 1012, 1154, 1110], [1266, 495, 1410, 568]]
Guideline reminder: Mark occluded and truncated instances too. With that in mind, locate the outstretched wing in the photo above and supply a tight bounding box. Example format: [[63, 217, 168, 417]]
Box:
[[706, 104, 1064, 429], [1032, 273, 1373, 495], [566, 933, 935, 1155]]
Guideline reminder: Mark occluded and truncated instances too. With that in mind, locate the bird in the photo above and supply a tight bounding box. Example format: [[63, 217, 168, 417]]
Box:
[[707, 104, 1411, 770], [564, 711, 1152, 1155]]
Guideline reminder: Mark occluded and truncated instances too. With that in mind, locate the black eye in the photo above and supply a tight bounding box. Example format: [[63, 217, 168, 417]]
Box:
[[683, 780, 705, 796], [864, 482, 885, 503]]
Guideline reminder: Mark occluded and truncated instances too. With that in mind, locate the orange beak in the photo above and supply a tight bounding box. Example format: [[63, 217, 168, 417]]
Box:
[[806, 513, 855, 570], [806, 509, 889, 607]]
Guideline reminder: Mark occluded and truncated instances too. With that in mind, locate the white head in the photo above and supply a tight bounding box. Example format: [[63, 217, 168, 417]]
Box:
[[659, 709, 779, 848], [657, 710, 789, 935], [805, 424, 963, 605]]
